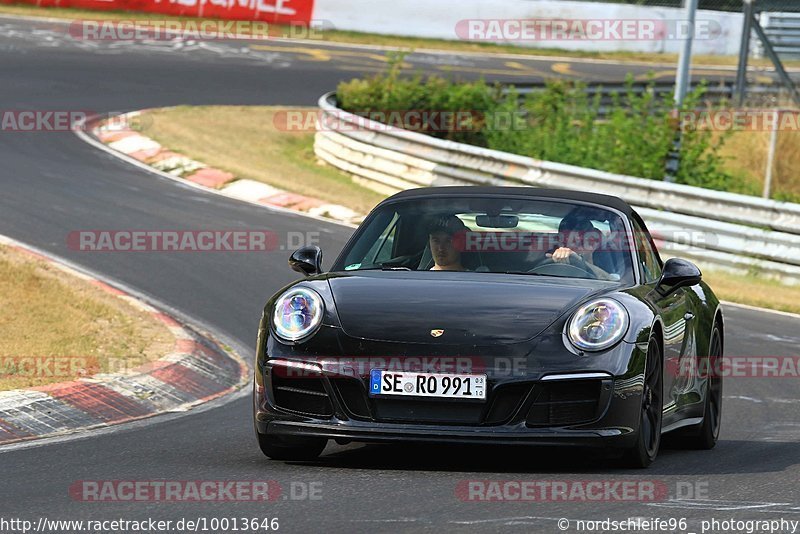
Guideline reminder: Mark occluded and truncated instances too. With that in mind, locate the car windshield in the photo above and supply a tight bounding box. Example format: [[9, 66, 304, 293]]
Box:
[[332, 196, 636, 283]]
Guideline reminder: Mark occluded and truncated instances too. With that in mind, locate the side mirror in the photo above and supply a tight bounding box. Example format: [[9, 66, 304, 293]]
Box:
[[657, 258, 702, 294], [289, 246, 323, 277]]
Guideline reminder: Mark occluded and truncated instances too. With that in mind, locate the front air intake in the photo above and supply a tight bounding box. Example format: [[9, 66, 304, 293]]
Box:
[[525, 379, 608, 427], [270, 366, 334, 417]]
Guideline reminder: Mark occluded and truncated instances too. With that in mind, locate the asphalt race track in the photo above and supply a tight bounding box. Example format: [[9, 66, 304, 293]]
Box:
[[1, 16, 799, 533]]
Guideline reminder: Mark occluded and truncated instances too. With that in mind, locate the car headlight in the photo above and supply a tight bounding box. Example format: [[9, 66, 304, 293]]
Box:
[[567, 299, 629, 352], [272, 287, 324, 343]]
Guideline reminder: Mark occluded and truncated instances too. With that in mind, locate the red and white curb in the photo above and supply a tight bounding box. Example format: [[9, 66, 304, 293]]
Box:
[[89, 111, 363, 225], [0, 234, 248, 445]]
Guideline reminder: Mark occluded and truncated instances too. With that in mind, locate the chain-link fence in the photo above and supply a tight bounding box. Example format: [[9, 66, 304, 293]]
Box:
[[578, 1, 800, 13]]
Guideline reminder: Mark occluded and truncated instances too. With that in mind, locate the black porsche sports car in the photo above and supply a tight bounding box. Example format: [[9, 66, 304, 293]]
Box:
[[253, 187, 723, 468]]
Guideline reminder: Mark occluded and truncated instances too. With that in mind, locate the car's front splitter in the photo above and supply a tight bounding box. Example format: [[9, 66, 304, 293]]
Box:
[[255, 417, 637, 448]]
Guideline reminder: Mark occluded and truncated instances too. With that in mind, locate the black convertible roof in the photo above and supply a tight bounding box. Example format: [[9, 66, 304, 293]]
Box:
[[383, 187, 635, 217]]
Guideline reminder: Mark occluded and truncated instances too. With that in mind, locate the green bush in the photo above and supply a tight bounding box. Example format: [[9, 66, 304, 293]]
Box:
[[336, 60, 747, 193], [336, 52, 499, 146], [484, 77, 677, 180]]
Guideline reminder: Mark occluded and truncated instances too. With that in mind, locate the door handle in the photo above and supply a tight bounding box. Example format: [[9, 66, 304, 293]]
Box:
[[684, 312, 695, 321]]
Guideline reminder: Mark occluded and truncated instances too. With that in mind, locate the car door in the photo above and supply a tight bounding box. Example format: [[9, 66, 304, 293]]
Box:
[[632, 216, 694, 425]]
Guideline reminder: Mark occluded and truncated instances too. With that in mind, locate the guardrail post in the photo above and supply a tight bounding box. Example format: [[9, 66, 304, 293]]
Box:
[[763, 109, 780, 199], [664, 129, 682, 184]]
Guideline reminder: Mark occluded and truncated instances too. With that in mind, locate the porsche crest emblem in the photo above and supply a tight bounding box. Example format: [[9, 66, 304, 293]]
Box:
[[430, 329, 445, 338]]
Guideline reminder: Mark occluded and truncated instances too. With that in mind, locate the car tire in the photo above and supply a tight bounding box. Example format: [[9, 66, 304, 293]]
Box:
[[678, 325, 723, 450], [256, 431, 327, 461], [622, 336, 663, 469]]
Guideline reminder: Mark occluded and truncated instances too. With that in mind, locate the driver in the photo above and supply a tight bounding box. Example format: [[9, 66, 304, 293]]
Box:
[[548, 214, 612, 280], [427, 215, 469, 271]]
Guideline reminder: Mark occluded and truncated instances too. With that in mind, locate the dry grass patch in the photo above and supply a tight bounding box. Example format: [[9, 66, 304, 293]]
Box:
[[135, 106, 385, 214], [0, 245, 174, 390], [717, 128, 800, 202], [703, 270, 800, 315]]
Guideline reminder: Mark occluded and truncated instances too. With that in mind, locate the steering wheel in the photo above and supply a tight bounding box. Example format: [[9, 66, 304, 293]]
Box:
[[527, 254, 598, 279]]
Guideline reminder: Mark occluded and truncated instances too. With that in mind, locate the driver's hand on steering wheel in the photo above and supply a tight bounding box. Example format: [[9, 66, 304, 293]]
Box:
[[547, 247, 577, 264]]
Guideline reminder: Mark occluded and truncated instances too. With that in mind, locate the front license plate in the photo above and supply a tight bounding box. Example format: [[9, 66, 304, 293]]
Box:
[[369, 370, 486, 400]]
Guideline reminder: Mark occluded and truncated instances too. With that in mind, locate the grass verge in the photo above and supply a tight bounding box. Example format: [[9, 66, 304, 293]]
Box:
[[134, 105, 800, 314], [0, 245, 174, 391], [1, 3, 798, 68], [703, 270, 800, 315], [717, 129, 800, 202], [134, 106, 385, 214]]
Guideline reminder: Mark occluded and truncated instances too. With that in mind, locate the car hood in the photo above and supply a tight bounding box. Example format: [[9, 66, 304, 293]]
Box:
[[326, 271, 614, 344]]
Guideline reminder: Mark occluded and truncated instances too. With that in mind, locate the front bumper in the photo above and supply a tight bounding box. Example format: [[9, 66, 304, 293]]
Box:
[[254, 355, 646, 449]]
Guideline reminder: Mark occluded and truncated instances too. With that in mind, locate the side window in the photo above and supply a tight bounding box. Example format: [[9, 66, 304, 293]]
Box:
[[342, 211, 399, 269], [633, 218, 662, 284]]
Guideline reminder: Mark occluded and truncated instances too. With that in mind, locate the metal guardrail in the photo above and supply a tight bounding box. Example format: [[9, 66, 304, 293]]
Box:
[[510, 81, 727, 102], [314, 92, 800, 282], [507, 81, 787, 110], [757, 12, 800, 60]]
